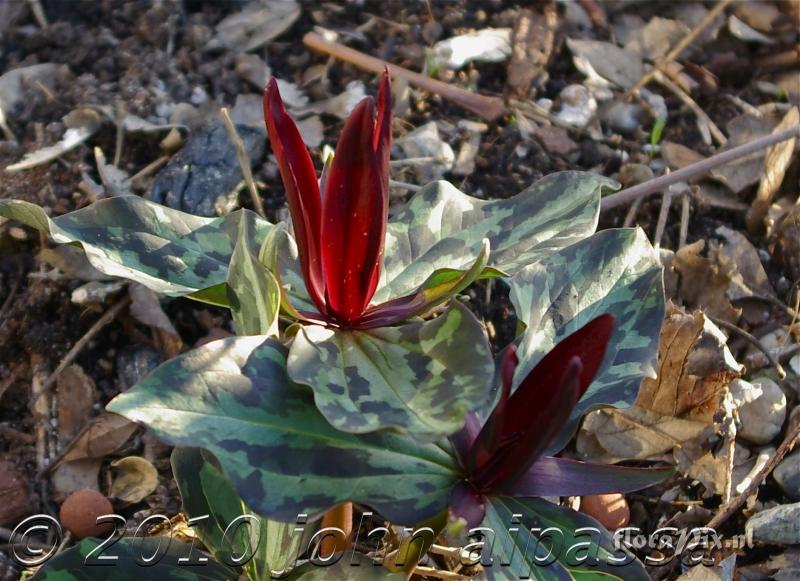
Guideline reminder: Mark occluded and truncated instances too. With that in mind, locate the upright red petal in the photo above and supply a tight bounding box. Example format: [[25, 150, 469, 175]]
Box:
[[469, 314, 615, 493], [321, 96, 388, 323], [263, 79, 326, 314]]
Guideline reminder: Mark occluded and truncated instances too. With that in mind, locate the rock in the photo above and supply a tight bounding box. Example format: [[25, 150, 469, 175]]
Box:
[[746, 502, 800, 544], [579, 493, 630, 530], [149, 121, 265, 216], [774, 451, 800, 501], [59, 489, 114, 540], [602, 101, 647, 136], [736, 377, 786, 444]]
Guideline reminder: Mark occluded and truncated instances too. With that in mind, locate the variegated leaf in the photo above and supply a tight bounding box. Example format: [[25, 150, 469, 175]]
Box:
[[509, 228, 664, 455], [108, 336, 458, 524], [227, 216, 281, 336], [374, 172, 617, 302], [30, 536, 234, 580], [171, 447, 302, 580], [0, 197, 271, 305], [287, 301, 494, 439], [481, 496, 649, 580]]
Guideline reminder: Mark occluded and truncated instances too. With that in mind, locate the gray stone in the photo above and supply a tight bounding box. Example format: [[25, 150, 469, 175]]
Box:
[[774, 450, 800, 501], [737, 377, 787, 445], [149, 120, 265, 217], [746, 502, 800, 545]]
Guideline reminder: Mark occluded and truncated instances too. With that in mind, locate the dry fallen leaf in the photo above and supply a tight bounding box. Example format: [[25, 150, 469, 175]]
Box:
[[52, 459, 102, 498], [208, 0, 300, 52], [51, 413, 138, 470], [566, 38, 646, 89], [129, 284, 183, 358], [57, 365, 96, 444], [431, 28, 512, 70], [506, 7, 555, 99], [710, 111, 781, 194], [746, 106, 799, 233], [636, 302, 742, 423], [624, 17, 690, 61], [109, 456, 159, 503], [5, 108, 103, 172], [667, 241, 741, 323]]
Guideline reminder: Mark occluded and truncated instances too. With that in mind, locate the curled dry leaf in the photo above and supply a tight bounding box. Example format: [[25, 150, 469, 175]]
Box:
[[710, 111, 781, 194], [636, 302, 742, 423], [129, 284, 183, 358], [746, 106, 799, 233], [109, 456, 159, 503], [665, 240, 741, 323]]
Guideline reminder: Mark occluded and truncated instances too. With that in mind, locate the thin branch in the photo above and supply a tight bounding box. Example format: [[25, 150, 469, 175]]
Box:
[[601, 126, 800, 212], [624, 0, 734, 98], [219, 107, 266, 218]]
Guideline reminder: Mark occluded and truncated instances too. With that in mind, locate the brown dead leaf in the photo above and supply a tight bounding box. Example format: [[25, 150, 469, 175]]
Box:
[[129, 284, 183, 358], [661, 141, 706, 171], [770, 204, 800, 283], [577, 407, 709, 461], [746, 106, 799, 233], [56, 364, 96, 444], [506, 6, 556, 99], [636, 302, 742, 423], [711, 112, 781, 194], [50, 413, 138, 471], [716, 225, 775, 298], [0, 455, 33, 527], [667, 241, 741, 323]]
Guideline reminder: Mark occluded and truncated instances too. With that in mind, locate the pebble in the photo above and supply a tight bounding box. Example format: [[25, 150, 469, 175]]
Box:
[[59, 489, 114, 540], [579, 493, 630, 530], [774, 450, 800, 501], [602, 101, 647, 136], [746, 502, 800, 545], [736, 377, 786, 445]]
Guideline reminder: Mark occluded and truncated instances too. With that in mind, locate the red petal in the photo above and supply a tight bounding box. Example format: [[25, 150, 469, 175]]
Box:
[[321, 97, 388, 323], [470, 314, 615, 493], [466, 345, 518, 474], [263, 79, 326, 314]]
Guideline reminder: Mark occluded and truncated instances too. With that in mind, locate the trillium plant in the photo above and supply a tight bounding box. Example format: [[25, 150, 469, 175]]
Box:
[[5, 70, 670, 581]]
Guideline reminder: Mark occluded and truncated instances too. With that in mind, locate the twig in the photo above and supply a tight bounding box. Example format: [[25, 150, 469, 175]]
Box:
[[33, 295, 131, 407], [26, 0, 48, 28], [0, 424, 35, 444], [113, 100, 126, 167], [652, 191, 674, 249], [129, 154, 170, 186], [303, 31, 506, 122], [707, 418, 800, 530], [601, 126, 800, 212], [219, 108, 266, 218], [622, 197, 643, 228], [412, 566, 470, 580], [389, 156, 437, 166], [389, 179, 422, 192], [0, 267, 23, 324], [679, 194, 690, 248], [710, 316, 787, 379], [624, 0, 733, 99]]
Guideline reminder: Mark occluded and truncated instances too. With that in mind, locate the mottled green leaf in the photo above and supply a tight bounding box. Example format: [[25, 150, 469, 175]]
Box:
[[227, 216, 280, 336], [108, 337, 458, 524], [0, 197, 271, 302], [374, 172, 617, 302], [509, 228, 664, 454], [481, 497, 648, 580], [30, 536, 234, 581], [171, 447, 302, 580], [287, 301, 494, 439]]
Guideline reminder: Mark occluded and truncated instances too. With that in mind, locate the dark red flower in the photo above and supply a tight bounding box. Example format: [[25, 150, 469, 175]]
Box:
[[263, 70, 391, 327]]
